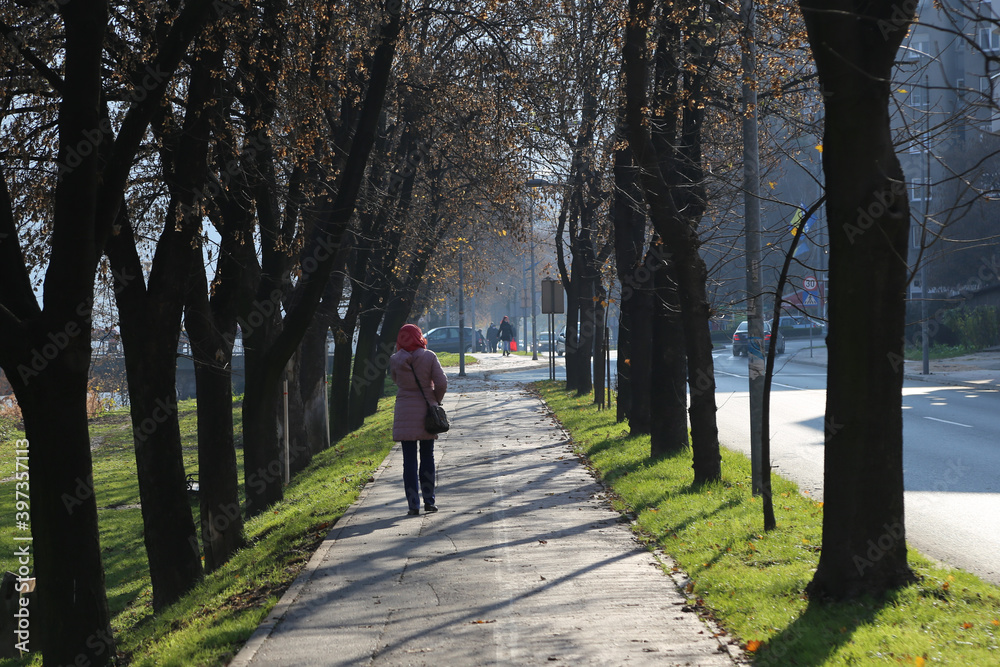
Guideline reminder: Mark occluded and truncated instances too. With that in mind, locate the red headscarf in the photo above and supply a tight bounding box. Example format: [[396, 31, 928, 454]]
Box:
[[396, 324, 427, 352]]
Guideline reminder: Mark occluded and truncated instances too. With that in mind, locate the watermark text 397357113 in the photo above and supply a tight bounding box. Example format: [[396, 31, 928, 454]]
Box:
[[12, 438, 32, 654]]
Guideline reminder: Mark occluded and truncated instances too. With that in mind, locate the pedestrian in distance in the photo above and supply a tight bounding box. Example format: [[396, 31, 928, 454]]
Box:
[[486, 322, 498, 353], [497, 315, 514, 356], [389, 324, 447, 516]]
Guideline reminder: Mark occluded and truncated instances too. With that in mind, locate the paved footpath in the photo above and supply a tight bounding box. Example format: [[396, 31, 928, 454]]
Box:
[[232, 364, 739, 666]]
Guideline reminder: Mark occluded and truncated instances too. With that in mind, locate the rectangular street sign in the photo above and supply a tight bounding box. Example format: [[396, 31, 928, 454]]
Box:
[[541, 278, 564, 314]]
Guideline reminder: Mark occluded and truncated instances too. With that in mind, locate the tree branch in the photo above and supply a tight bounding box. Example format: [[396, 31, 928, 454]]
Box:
[[0, 165, 41, 321]]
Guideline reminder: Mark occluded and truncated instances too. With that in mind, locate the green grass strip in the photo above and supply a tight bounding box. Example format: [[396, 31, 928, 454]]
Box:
[[0, 396, 396, 666], [903, 344, 979, 361], [535, 381, 1000, 666], [434, 351, 479, 366]]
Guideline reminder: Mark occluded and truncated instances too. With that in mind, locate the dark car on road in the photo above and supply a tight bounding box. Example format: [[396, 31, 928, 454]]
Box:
[[731, 320, 785, 357], [536, 331, 566, 356], [424, 326, 476, 354]]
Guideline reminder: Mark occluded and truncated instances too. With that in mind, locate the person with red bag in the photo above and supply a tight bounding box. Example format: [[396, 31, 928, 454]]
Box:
[[497, 315, 515, 356], [389, 324, 448, 515]]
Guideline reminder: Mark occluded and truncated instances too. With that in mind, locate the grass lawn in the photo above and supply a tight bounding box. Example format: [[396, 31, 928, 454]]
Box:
[[434, 351, 479, 366], [535, 381, 1000, 666], [0, 393, 396, 665], [903, 344, 979, 361]]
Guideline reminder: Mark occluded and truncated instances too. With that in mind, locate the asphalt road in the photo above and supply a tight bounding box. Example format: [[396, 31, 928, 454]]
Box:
[[714, 338, 1000, 586], [481, 342, 1000, 585]]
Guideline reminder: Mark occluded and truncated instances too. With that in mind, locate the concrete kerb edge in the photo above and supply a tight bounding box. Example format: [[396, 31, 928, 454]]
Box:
[[228, 444, 399, 667], [651, 548, 751, 665], [899, 369, 1000, 391], [788, 347, 1000, 390]]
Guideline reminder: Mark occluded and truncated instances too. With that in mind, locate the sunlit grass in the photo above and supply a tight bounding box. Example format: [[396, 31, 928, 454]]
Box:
[[434, 351, 479, 366], [903, 343, 978, 361], [537, 381, 1000, 666], [0, 395, 395, 666]]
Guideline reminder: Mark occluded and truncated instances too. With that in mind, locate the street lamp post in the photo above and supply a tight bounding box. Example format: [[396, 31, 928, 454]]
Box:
[[458, 247, 467, 377], [529, 200, 539, 360], [527, 178, 553, 361]]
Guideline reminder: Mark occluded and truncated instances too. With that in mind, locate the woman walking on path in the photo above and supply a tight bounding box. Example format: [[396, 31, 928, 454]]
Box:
[[497, 315, 514, 356], [389, 324, 448, 516]]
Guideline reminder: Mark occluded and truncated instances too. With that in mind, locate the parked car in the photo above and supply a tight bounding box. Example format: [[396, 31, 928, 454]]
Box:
[[424, 326, 476, 354], [782, 313, 824, 330], [536, 331, 566, 356], [731, 320, 785, 357]]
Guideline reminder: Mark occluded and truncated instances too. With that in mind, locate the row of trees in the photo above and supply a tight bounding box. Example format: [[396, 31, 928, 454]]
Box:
[[0, 0, 532, 662], [526, 0, 921, 603]]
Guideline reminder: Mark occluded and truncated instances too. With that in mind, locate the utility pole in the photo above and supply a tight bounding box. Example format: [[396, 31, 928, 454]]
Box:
[[458, 247, 467, 377], [527, 178, 553, 360], [530, 200, 539, 360], [922, 74, 931, 376], [742, 0, 764, 494]]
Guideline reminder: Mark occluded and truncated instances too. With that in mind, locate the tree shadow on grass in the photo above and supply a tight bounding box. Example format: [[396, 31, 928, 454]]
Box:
[[752, 593, 892, 666]]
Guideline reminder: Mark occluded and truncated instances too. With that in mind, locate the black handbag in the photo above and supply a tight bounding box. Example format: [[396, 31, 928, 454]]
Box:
[[410, 365, 449, 434]]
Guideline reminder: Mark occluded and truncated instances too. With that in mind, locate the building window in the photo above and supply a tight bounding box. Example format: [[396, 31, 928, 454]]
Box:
[[978, 27, 1000, 52], [981, 75, 994, 98], [909, 177, 932, 203]]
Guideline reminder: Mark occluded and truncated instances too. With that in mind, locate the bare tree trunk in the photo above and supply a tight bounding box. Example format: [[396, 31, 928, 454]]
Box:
[[329, 315, 358, 442], [622, 0, 721, 482], [119, 335, 203, 609], [570, 253, 594, 395], [616, 305, 633, 422], [593, 281, 607, 406], [627, 286, 654, 434], [17, 368, 114, 663], [284, 344, 311, 476], [299, 313, 331, 456], [347, 307, 382, 429], [650, 256, 688, 457], [611, 138, 653, 428], [242, 314, 286, 516], [800, 0, 916, 599], [189, 338, 244, 572]]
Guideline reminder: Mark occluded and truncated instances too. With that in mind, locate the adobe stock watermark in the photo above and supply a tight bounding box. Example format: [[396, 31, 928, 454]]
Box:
[[56, 65, 170, 182], [619, 242, 673, 303], [12, 438, 32, 654], [246, 438, 312, 500], [350, 340, 394, 394], [876, 0, 919, 40], [14, 298, 102, 387], [188, 499, 243, 561], [906, 457, 970, 515], [176, 128, 270, 221], [843, 178, 908, 245], [233, 288, 285, 344], [132, 395, 177, 444], [853, 519, 906, 576]]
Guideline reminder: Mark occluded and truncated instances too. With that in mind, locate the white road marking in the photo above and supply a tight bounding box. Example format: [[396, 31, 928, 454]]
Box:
[[923, 416, 973, 428]]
